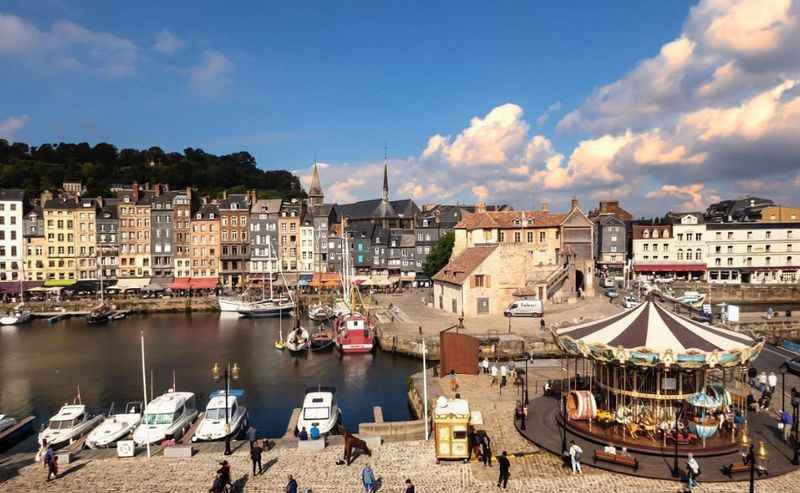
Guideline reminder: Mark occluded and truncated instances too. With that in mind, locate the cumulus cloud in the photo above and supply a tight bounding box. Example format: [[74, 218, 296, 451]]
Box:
[[646, 183, 721, 211], [153, 28, 183, 55], [0, 114, 29, 138], [189, 50, 233, 95], [0, 12, 138, 77]]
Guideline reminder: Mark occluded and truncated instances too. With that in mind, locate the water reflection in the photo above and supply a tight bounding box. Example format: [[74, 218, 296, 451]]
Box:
[[0, 313, 419, 452]]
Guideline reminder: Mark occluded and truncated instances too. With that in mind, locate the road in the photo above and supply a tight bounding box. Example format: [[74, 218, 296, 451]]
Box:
[[750, 343, 800, 409]]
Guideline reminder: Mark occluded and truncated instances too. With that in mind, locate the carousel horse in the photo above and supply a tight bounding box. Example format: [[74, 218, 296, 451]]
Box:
[[596, 409, 615, 424]]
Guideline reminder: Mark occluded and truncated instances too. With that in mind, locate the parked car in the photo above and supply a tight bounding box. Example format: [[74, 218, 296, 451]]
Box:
[[504, 299, 544, 317], [602, 277, 615, 288], [623, 296, 639, 309], [784, 357, 800, 376], [605, 288, 619, 299]]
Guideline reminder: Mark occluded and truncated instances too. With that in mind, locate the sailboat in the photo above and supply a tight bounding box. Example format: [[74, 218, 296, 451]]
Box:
[[274, 311, 286, 350], [237, 237, 296, 318], [87, 254, 113, 325], [334, 230, 375, 354], [0, 265, 31, 326]]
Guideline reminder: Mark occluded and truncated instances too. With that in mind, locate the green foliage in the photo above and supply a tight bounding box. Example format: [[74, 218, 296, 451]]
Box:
[[0, 139, 306, 199], [423, 231, 455, 278]]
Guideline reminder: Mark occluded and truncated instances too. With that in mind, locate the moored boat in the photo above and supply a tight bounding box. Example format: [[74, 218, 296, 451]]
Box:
[[237, 298, 295, 318], [39, 404, 103, 448], [132, 391, 198, 446], [334, 312, 375, 354], [86, 304, 113, 325], [310, 329, 335, 351], [296, 386, 341, 436], [0, 415, 17, 434], [192, 390, 247, 442], [309, 304, 334, 321], [286, 326, 311, 353], [0, 304, 32, 326], [86, 402, 143, 449]]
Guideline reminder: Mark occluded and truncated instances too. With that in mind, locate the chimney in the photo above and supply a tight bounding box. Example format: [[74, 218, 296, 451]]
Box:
[[132, 181, 140, 202], [571, 197, 579, 210], [154, 183, 162, 197], [475, 201, 487, 213], [185, 187, 193, 202], [541, 200, 549, 213], [222, 190, 228, 200]]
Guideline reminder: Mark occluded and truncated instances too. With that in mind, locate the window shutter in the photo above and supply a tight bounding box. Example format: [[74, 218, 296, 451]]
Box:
[[470, 275, 475, 288], [485, 275, 491, 288]]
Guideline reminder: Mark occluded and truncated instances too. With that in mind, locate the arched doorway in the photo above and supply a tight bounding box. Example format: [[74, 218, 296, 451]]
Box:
[[575, 270, 585, 295]]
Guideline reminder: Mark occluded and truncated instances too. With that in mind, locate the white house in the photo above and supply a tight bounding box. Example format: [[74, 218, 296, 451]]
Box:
[[0, 189, 25, 283]]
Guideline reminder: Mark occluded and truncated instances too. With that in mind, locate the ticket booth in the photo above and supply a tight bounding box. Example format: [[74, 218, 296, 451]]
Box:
[[434, 397, 471, 462]]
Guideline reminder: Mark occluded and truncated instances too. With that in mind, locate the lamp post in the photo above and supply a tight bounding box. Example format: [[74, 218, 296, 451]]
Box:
[[781, 365, 787, 414], [793, 401, 799, 465], [212, 361, 240, 455], [560, 364, 567, 456], [523, 352, 530, 406], [671, 401, 683, 478]]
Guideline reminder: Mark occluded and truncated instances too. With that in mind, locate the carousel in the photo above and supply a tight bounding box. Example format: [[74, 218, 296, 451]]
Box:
[[552, 301, 764, 455]]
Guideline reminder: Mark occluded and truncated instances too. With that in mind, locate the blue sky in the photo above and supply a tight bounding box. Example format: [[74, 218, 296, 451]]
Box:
[[2, 0, 800, 215]]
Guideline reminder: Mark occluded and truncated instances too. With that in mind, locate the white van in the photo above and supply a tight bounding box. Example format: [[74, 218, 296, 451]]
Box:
[[504, 299, 543, 317]]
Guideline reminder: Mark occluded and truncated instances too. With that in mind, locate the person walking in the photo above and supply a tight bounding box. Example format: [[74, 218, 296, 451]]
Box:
[[404, 478, 415, 493], [481, 432, 493, 467], [768, 371, 778, 394], [43, 442, 57, 481], [757, 371, 768, 394], [780, 409, 794, 441], [250, 440, 263, 476], [490, 365, 499, 386], [285, 474, 298, 493], [747, 366, 758, 388], [540, 318, 546, 334], [361, 463, 376, 493], [687, 453, 700, 489], [247, 425, 257, 449], [500, 364, 508, 388], [568, 440, 583, 475], [497, 451, 511, 488], [481, 357, 490, 374]]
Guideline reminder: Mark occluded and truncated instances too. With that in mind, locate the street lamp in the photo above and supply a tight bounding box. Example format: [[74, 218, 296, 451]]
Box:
[[212, 361, 240, 455], [781, 365, 787, 414], [671, 401, 684, 478], [741, 435, 768, 493]]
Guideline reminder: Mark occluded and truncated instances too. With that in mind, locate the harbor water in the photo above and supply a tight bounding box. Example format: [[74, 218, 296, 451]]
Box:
[[0, 313, 420, 452]]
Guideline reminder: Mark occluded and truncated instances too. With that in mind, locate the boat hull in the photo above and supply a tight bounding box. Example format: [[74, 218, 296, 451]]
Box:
[[0, 312, 32, 326]]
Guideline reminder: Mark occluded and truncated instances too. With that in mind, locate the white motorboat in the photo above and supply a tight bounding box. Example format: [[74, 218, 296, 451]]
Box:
[[86, 402, 143, 449], [38, 404, 103, 447], [237, 298, 294, 318], [192, 390, 247, 442], [296, 387, 341, 436], [0, 414, 17, 433], [132, 391, 198, 446], [0, 304, 32, 326], [309, 304, 334, 321], [286, 326, 310, 353]]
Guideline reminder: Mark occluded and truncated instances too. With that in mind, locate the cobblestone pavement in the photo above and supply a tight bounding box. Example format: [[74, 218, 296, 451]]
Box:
[[3, 439, 800, 492]]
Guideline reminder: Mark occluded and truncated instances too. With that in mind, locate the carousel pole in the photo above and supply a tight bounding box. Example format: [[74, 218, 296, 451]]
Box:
[[671, 401, 682, 478]]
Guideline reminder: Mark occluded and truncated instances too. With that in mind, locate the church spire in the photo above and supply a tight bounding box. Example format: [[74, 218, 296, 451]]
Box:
[[382, 144, 389, 203], [309, 159, 324, 207]]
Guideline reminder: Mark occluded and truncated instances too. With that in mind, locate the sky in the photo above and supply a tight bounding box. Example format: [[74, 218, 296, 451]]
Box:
[[1, 0, 799, 216]]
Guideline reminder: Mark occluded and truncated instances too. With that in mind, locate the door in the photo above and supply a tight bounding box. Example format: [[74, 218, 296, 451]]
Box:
[[477, 297, 489, 314], [451, 298, 458, 314]]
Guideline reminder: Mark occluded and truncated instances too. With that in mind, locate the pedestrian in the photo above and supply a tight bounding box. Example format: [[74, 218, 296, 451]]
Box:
[[481, 432, 493, 467], [490, 365, 499, 386], [43, 442, 57, 481], [361, 463, 376, 493], [768, 371, 778, 394], [500, 364, 508, 387], [779, 409, 794, 442], [250, 440, 263, 476], [792, 387, 800, 416], [540, 318, 546, 334], [310, 423, 320, 440], [247, 425, 257, 448], [285, 474, 298, 493], [687, 453, 700, 489], [404, 478, 415, 493], [298, 426, 308, 440], [449, 370, 460, 393], [497, 451, 511, 488], [568, 440, 583, 475], [747, 366, 758, 388], [757, 371, 768, 393], [481, 357, 490, 374]]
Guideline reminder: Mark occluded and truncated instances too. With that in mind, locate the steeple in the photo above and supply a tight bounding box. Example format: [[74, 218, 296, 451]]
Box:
[[309, 159, 324, 207], [382, 145, 389, 203]]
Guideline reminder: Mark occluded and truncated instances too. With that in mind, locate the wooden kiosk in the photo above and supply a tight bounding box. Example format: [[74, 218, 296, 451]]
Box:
[[434, 396, 471, 461]]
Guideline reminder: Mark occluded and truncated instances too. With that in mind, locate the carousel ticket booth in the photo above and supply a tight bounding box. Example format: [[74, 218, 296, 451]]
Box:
[[552, 301, 763, 456], [434, 396, 474, 462]]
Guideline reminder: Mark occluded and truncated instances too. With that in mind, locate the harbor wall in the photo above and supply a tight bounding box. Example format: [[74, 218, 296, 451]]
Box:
[[668, 282, 800, 305]]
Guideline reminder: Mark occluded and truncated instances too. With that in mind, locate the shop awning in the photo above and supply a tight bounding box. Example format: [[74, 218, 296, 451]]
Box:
[[309, 272, 342, 288], [74, 280, 101, 292], [0, 281, 43, 294], [190, 277, 218, 289], [298, 274, 313, 287], [143, 277, 172, 292], [169, 277, 191, 290], [633, 264, 706, 273], [109, 278, 150, 291], [44, 279, 77, 287]]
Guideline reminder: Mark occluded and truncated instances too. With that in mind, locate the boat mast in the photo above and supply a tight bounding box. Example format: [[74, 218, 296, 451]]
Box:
[[268, 236, 274, 300]]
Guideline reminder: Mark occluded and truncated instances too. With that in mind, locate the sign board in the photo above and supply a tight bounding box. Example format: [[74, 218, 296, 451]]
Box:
[[727, 305, 740, 323], [117, 440, 135, 458], [702, 304, 712, 315], [662, 377, 677, 391]]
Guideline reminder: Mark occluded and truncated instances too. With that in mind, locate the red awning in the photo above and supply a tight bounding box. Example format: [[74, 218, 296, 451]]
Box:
[[169, 277, 191, 290], [634, 264, 706, 273], [190, 278, 218, 289]]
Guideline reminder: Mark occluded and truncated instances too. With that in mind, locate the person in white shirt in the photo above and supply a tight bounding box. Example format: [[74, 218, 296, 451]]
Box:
[[490, 365, 499, 386], [568, 441, 583, 474], [757, 371, 768, 393], [500, 365, 508, 387], [686, 454, 700, 488], [768, 372, 778, 393], [481, 358, 490, 374]]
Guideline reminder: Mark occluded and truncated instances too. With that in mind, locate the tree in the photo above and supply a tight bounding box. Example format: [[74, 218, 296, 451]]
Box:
[[423, 231, 455, 278]]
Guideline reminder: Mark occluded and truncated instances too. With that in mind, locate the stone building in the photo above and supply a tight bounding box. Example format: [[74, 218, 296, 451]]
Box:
[[706, 221, 797, 284], [593, 215, 626, 278], [117, 184, 152, 278], [172, 189, 193, 279], [190, 204, 220, 279], [96, 203, 119, 281], [667, 212, 707, 281], [631, 221, 674, 280], [759, 205, 800, 223], [560, 199, 595, 297], [249, 198, 281, 280], [23, 206, 46, 282], [43, 197, 79, 281], [76, 198, 98, 280], [218, 193, 251, 288], [278, 199, 302, 273], [299, 212, 315, 273], [150, 188, 176, 278], [0, 189, 25, 282]]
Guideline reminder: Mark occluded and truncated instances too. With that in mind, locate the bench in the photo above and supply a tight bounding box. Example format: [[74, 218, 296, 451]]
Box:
[[723, 462, 768, 478], [297, 438, 326, 451], [593, 450, 639, 470]]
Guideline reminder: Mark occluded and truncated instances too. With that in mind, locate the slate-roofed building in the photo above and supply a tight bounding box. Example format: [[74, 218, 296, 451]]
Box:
[[117, 183, 153, 278], [96, 203, 119, 281], [218, 193, 251, 287], [151, 187, 177, 278], [249, 198, 281, 279], [76, 197, 98, 280], [0, 189, 25, 282], [43, 197, 80, 281], [191, 204, 220, 279], [23, 206, 46, 282]]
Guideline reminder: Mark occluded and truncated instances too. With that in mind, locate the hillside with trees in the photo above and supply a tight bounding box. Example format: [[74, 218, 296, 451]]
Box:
[[0, 140, 306, 199]]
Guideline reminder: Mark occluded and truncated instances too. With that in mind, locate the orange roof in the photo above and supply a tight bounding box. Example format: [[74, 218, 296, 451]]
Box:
[[432, 245, 497, 285], [455, 210, 566, 230]]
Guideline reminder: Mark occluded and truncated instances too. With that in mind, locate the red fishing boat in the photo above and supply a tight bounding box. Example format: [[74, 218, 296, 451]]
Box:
[[334, 312, 374, 354]]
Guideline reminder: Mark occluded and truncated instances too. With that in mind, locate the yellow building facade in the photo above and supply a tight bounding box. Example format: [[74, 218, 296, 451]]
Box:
[[43, 199, 79, 281]]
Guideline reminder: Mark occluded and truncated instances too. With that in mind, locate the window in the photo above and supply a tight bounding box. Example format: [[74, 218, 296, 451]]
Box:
[[539, 231, 546, 242], [652, 244, 658, 252], [474, 274, 485, 287], [747, 231, 752, 240], [788, 256, 793, 265], [715, 258, 721, 266], [677, 249, 683, 260], [766, 231, 771, 239], [766, 245, 771, 252], [643, 244, 649, 251], [765, 257, 771, 265], [695, 249, 702, 260], [727, 245, 733, 253], [727, 258, 733, 266], [498, 231, 504, 242], [663, 229, 669, 238], [643, 230, 650, 239], [747, 245, 752, 253], [715, 245, 721, 253], [477, 298, 490, 314], [695, 233, 701, 241], [677, 233, 683, 241], [715, 232, 721, 240], [527, 232, 534, 243], [653, 230, 659, 239], [514, 232, 521, 243]]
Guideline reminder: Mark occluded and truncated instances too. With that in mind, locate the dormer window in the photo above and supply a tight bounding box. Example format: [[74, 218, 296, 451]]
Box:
[[663, 229, 669, 238], [513, 219, 521, 226], [124, 197, 130, 203], [209, 213, 215, 219], [196, 213, 201, 220], [231, 204, 238, 210], [643, 230, 650, 238]]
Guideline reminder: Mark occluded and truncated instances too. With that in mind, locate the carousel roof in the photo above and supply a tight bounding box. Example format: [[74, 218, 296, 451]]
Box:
[[553, 301, 763, 368]]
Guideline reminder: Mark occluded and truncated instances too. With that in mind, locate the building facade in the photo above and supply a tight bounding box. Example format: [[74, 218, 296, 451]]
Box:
[[172, 189, 193, 279], [76, 198, 98, 280], [150, 190, 176, 278], [706, 222, 796, 284], [96, 204, 119, 281], [278, 199, 302, 272], [0, 189, 25, 282], [219, 194, 251, 288], [43, 198, 79, 281], [594, 215, 626, 278], [117, 186, 152, 278], [249, 199, 281, 278], [190, 205, 221, 278], [299, 213, 315, 273]]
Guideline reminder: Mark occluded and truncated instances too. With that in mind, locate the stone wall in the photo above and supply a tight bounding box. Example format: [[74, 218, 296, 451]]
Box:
[[669, 281, 800, 303]]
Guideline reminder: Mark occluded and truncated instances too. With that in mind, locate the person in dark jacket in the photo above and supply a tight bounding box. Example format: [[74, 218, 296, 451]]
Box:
[[250, 441, 263, 476], [497, 451, 511, 488], [404, 478, 415, 493], [43, 442, 57, 481], [480, 432, 492, 467], [285, 474, 298, 493]]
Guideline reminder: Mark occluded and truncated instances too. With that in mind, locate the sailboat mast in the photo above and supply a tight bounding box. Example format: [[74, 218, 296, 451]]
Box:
[[268, 237, 274, 300]]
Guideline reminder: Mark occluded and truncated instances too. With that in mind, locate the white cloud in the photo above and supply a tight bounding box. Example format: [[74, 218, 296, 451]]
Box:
[[646, 183, 721, 211], [471, 185, 489, 201], [0, 114, 29, 139], [702, 0, 793, 55], [0, 13, 138, 77], [189, 50, 233, 94], [153, 28, 183, 55]]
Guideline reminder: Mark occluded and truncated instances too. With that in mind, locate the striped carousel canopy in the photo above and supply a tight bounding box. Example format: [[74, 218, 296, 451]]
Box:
[[553, 301, 763, 369]]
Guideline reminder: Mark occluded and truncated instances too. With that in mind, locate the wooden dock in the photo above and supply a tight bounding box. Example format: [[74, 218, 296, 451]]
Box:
[[177, 413, 204, 445], [0, 416, 35, 447]]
